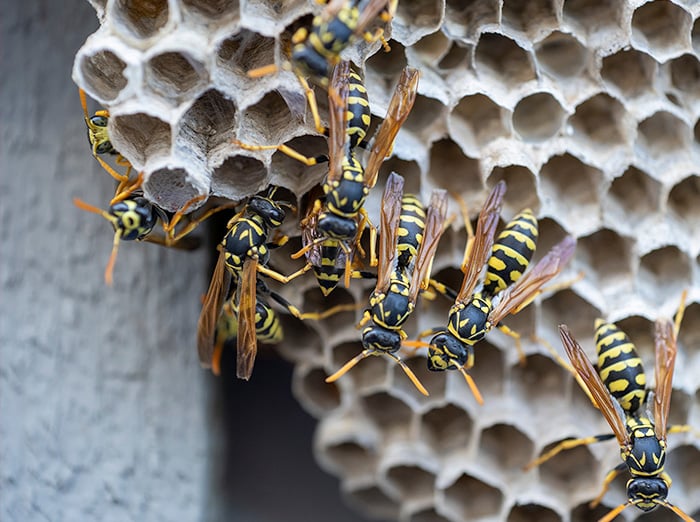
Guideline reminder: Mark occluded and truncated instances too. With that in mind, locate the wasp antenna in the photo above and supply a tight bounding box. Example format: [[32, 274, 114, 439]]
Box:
[[247, 63, 279, 78], [674, 289, 688, 338], [598, 501, 634, 522], [387, 353, 429, 396], [104, 229, 124, 287], [661, 501, 695, 522], [74, 197, 117, 224], [79, 88, 90, 120], [456, 364, 484, 405], [326, 349, 373, 383]]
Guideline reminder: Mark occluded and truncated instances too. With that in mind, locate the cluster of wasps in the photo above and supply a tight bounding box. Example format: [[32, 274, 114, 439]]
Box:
[[74, 1, 697, 520]]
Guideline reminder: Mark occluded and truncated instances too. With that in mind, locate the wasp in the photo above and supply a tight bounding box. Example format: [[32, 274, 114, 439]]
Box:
[[79, 88, 133, 190], [211, 274, 357, 376], [325, 172, 448, 395], [196, 188, 318, 379], [248, 0, 397, 133], [524, 295, 693, 522], [419, 182, 576, 404], [73, 173, 232, 285]]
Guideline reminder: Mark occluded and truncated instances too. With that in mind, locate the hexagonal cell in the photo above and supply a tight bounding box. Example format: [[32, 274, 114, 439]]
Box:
[[145, 51, 207, 104], [215, 30, 275, 89], [178, 89, 236, 157], [295, 366, 341, 416], [638, 246, 691, 304], [78, 50, 128, 102], [444, 0, 499, 41], [469, 341, 505, 398], [576, 229, 634, 288], [268, 135, 328, 193], [112, 0, 170, 40], [600, 49, 656, 99], [487, 165, 539, 215], [540, 155, 603, 232], [637, 111, 691, 159], [540, 290, 602, 348], [670, 54, 700, 97], [535, 31, 588, 80], [563, 0, 624, 39], [631, 0, 692, 62], [274, 307, 324, 361], [443, 473, 504, 520], [345, 482, 400, 520], [449, 94, 509, 154], [144, 166, 201, 212], [324, 440, 376, 476], [110, 112, 171, 167], [427, 139, 482, 194], [408, 506, 450, 522], [539, 443, 599, 496], [678, 302, 700, 357], [534, 217, 570, 260], [240, 91, 300, 146], [475, 33, 536, 87], [480, 423, 534, 471], [252, 0, 309, 30], [360, 391, 414, 432], [394, 0, 443, 44], [365, 40, 408, 81], [570, 501, 617, 522], [569, 94, 628, 149], [694, 17, 700, 54], [501, 0, 559, 40], [512, 354, 569, 413], [665, 444, 700, 499], [385, 464, 436, 498], [402, 94, 446, 139], [181, 0, 239, 23], [330, 341, 389, 390], [606, 167, 661, 224], [300, 286, 357, 337], [420, 403, 474, 453], [506, 503, 562, 522], [411, 31, 452, 64], [211, 154, 268, 199], [377, 157, 422, 196], [668, 175, 700, 234], [513, 93, 565, 142], [392, 356, 446, 402], [438, 41, 471, 70], [667, 388, 691, 428]]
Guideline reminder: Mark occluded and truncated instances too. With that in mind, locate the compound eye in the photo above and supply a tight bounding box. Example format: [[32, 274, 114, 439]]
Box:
[[90, 115, 109, 127], [95, 141, 113, 155]]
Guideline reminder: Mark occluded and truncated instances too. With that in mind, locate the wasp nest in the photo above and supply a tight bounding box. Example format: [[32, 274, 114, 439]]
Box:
[[74, 0, 700, 521]]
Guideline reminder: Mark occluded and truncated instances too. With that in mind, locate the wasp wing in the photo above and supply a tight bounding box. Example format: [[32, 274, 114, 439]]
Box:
[[236, 257, 259, 380], [325, 60, 351, 185], [364, 67, 419, 190], [408, 189, 448, 304], [489, 235, 576, 326], [455, 181, 506, 305], [559, 325, 630, 447], [653, 317, 677, 441], [375, 172, 404, 294], [355, 0, 395, 33], [197, 249, 232, 367]]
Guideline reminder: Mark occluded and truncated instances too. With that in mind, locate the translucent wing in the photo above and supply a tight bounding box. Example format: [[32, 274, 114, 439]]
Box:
[[408, 189, 448, 304], [363, 67, 419, 190], [455, 181, 506, 305], [375, 172, 404, 294], [236, 257, 259, 380], [559, 325, 630, 447], [489, 235, 576, 326], [197, 249, 232, 367], [653, 317, 677, 441], [325, 60, 351, 184], [355, 0, 395, 33]]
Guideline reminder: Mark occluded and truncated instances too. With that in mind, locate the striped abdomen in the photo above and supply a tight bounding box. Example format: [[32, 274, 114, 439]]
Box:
[[482, 209, 537, 296], [595, 319, 646, 414], [397, 194, 425, 270], [312, 240, 344, 296], [255, 301, 283, 344], [346, 70, 371, 149]]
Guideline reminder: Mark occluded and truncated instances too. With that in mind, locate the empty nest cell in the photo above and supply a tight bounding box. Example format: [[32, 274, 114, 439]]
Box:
[[411, 31, 452, 67], [638, 245, 691, 305], [636, 110, 691, 159], [391, 357, 446, 403], [466, 341, 506, 399], [600, 49, 656, 99], [568, 93, 629, 150], [215, 30, 275, 91], [393, 0, 443, 45], [178, 89, 236, 156], [562, 0, 625, 41], [449, 94, 509, 154], [576, 228, 633, 288], [442, 473, 504, 520], [512, 92, 565, 142], [408, 507, 450, 522], [487, 165, 540, 215], [443, 0, 499, 41], [180, 0, 240, 23], [479, 423, 534, 472], [144, 165, 202, 212], [537, 442, 600, 497], [238, 90, 300, 147], [112, 0, 170, 41], [540, 289, 601, 347], [678, 302, 700, 358], [109, 111, 172, 167], [330, 341, 389, 390], [631, 0, 692, 62], [420, 403, 474, 454], [605, 166, 661, 224], [360, 391, 414, 432], [145, 51, 207, 104], [79, 49, 128, 102], [501, 0, 559, 40], [668, 175, 700, 236], [475, 33, 536, 89], [570, 500, 617, 522], [511, 354, 569, 412], [344, 482, 400, 520], [384, 463, 436, 499], [210, 154, 268, 198], [437, 41, 471, 70], [506, 503, 562, 522], [323, 439, 377, 477], [535, 31, 588, 80], [427, 138, 482, 193], [670, 53, 700, 98], [294, 366, 341, 416]]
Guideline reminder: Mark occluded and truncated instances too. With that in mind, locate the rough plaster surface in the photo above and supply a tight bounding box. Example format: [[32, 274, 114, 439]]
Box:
[[0, 3, 210, 521]]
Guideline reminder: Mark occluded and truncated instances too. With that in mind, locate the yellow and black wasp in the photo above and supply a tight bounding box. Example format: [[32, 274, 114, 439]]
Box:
[[196, 188, 316, 379], [73, 173, 232, 285], [248, 0, 397, 133], [420, 182, 576, 404], [79, 88, 133, 190], [325, 172, 448, 396], [524, 298, 694, 522]]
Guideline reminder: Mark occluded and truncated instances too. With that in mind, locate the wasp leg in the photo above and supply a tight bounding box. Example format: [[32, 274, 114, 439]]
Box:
[[523, 434, 616, 472], [110, 172, 144, 205], [356, 309, 372, 330], [590, 463, 627, 508], [257, 263, 312, 285], [165, 198, 238, 244], [233, 139, 329, 167]]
